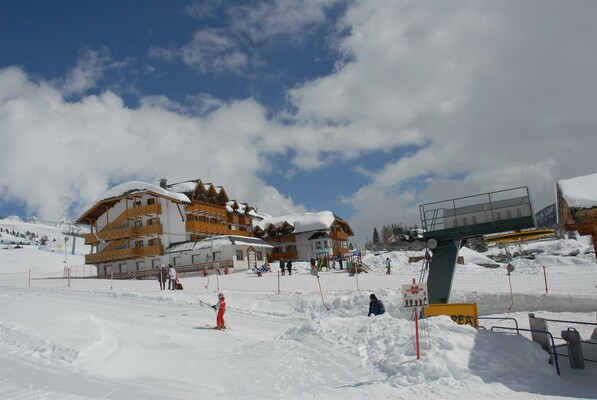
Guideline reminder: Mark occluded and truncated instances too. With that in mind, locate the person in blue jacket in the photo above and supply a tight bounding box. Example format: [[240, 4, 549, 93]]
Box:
[[368, 293, 385, 316]]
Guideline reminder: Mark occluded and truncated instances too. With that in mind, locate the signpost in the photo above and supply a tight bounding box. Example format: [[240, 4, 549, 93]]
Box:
[[402, 280, 429, 360]]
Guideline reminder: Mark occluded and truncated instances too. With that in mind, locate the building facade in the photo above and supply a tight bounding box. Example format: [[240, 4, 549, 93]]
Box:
[[76, 179, 260, 277], [251, 211, 354, 262]]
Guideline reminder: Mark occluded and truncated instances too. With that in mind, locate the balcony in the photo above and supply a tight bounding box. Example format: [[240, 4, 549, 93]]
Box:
[[186, 220, 229, 235], [266, 235, 295, 244], [186, 202, 227, 217], [267, 251, 298, 262], [85, 245, 163, 264], [330, 231, 349, 241], [84, 224, 163, 245]]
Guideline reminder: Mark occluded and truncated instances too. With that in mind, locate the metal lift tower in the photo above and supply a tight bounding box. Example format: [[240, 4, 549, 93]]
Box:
[[419, 186, 536, 304]]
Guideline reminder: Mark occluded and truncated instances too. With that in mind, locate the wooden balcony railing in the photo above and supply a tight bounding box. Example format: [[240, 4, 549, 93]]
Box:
[[84, 224, 163, 245], [186, 220, 229, 235], [186, 202, 227, 217], [330, 231, 349, 241], [85, 245, 163, 264], [227, 214, 240, 223], [267, 251, 298, 262], [103, 203, 161, 231], [266, 235, 295, 244]]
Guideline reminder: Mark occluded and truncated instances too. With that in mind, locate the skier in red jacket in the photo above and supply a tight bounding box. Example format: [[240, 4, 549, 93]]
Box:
[[211, 292, 226, 330]]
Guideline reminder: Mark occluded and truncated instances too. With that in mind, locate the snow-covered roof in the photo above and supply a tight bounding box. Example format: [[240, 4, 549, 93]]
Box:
[[165, 235, 273, 254], [93, 181, 191, 204], [558, 172, 597, 209], [256, 211, 336, 234], [168, 181, 197, 194]]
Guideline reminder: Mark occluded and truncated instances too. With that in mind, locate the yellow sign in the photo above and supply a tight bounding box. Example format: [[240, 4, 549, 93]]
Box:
[[424, 303, 478, 327]]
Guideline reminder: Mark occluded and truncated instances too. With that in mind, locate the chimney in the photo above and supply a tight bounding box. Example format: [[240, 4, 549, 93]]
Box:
[[159, 178, 167, 189]]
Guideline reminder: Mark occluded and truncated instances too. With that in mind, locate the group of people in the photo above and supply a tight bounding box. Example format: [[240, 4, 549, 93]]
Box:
[[205, 291, 383, 331], [279, 258, 293, 275], [158, 264, 182, 290]]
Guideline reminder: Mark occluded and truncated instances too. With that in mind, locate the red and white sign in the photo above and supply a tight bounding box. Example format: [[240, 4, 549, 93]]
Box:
[[402, 283, 428, 308]]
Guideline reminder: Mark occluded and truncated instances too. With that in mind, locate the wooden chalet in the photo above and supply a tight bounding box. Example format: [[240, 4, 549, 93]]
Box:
[[252, 211, 354, 262], [556, 173, 597, 259], [76, 178, 257, 277]]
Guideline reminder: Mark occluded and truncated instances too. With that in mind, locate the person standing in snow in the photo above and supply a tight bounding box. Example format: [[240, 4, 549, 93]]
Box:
[[286, 259, 293, 275], [279, 258, 285, 276], [310, 257, 318, 276], [385, 257, 391, 275], [338, 253, 344, 270], [159, 264, 167, 290], [211, 292, 226, 329], [368, 293, 385, 316], [168, 264, 176, 290]]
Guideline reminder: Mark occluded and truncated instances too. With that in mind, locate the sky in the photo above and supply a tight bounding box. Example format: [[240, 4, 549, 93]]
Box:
[[1, 0, 596, 244], [0, 217, 596, 399]]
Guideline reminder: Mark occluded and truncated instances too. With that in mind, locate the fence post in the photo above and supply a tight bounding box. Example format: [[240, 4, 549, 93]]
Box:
[[68, 267, 71, 288], [542, 265, 548, 294], [277, 271, 280, 294], [28, 269, 31, 288], [110, 270, 113, 290]]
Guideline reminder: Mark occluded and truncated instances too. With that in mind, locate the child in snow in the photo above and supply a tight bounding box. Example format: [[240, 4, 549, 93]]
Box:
[[211, 292, 226, 329], [368, 293, 385, 316]]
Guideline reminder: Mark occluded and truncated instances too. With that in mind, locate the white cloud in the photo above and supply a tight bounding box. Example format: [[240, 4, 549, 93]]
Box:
[[1, 0, 596, 245], [150, 28, 250, 74], [58, 47, 125, 96], [228, 0, 341, 44], [0, 67, 299, 221]]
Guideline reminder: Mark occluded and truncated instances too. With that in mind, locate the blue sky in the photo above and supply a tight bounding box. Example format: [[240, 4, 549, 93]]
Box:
[[1, 0, 596, 243]]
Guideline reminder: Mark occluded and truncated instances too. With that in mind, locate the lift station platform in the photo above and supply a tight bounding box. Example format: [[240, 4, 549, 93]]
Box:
[[419, 186, 535, 304]]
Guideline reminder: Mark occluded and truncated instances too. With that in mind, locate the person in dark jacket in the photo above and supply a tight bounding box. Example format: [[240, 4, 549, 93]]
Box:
[[368, 293, 385, 316], [279, 258, 285, 276], [286, 259, 292, 275]]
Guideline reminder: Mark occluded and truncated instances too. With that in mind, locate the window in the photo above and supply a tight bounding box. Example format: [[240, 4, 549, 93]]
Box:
[[151, 259, 161, 269], [213, 251, 222, 261], [119, 263, 127, 272], [506, 210, 512, 219], [134, 220, 143, 227], [256, 251, 263, 261], [135, 240, 144, 248], [173, 257, 181, 266], [323, 240, 328, 248], [147, 198, 156, 205], [148, 217, 159, 226], [496, 211, 502, 220], [472, 216, 477, 224], [136, 261, 144, 271], [316, 241, 322, 249], [236, 250, 244, 260], [516, 208, 522, 218], [134, 199, 142, 208], [192, 254, 201, 264], [462, 217, 468, 225]]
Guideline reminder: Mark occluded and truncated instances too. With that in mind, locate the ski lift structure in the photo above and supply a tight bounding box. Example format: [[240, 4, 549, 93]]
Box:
[[419, 186, 535, 304]]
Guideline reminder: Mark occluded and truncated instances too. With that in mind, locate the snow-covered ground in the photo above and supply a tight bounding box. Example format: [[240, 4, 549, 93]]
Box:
[[0, 217, 596, 399]]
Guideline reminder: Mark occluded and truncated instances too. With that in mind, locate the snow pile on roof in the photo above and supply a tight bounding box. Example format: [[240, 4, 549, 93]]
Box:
[[167, 180, 197, 194], [558, 172, 597, 209], [93, 181, 191, 204], [257, 211, 335, 233], [165, 235, 273, 253]]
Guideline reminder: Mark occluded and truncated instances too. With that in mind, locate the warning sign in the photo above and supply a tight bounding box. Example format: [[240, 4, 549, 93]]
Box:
[[424, 303, 478, 327], [402, 283, 428, 308]]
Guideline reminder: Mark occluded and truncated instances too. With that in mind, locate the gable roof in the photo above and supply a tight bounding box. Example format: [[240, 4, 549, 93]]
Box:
[[256, 211, 354, 236], [76, 181, 190, 223]]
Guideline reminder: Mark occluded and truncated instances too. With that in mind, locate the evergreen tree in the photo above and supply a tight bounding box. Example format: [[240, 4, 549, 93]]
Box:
[[372, 227, 380, 244]]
